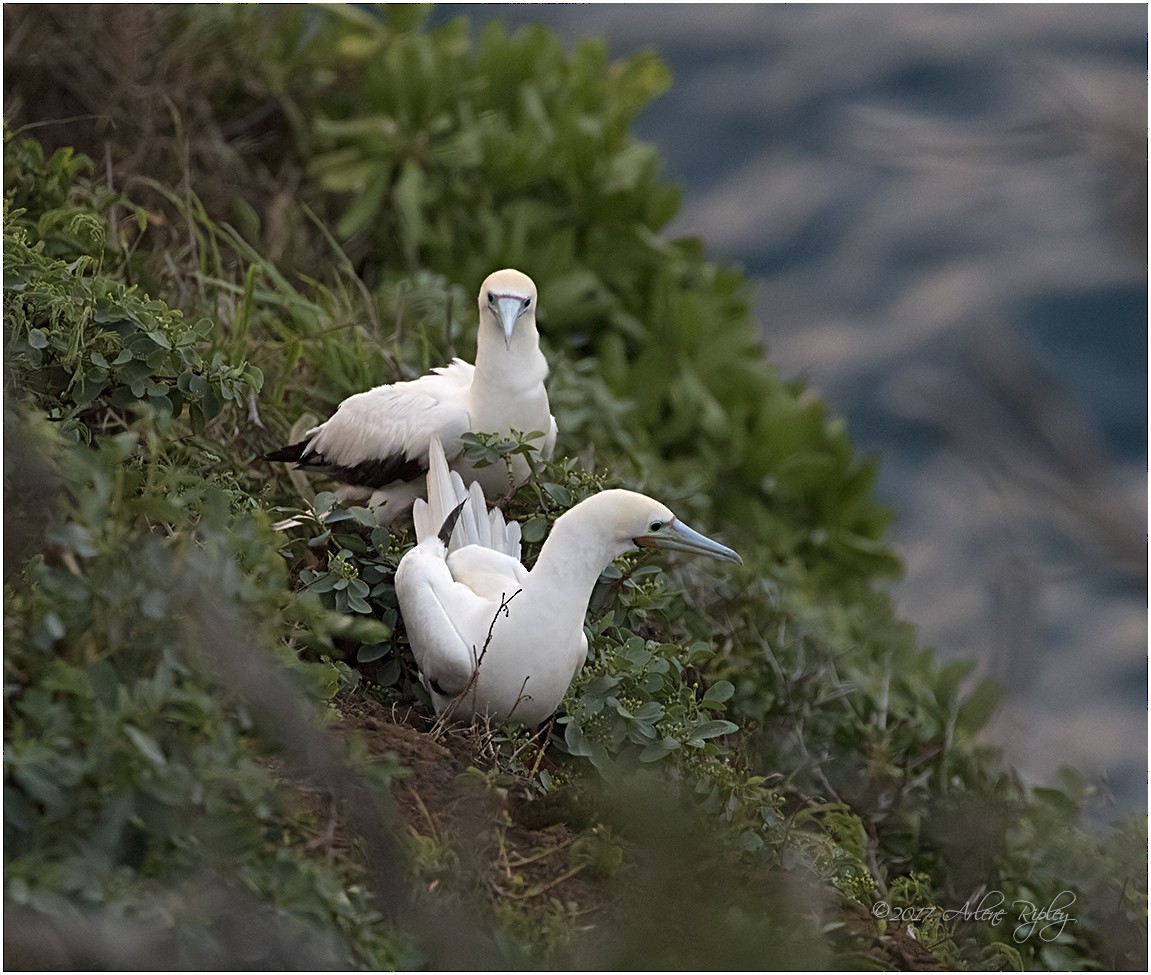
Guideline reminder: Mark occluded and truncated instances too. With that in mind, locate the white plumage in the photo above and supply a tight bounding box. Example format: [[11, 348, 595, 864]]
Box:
[[265, 268, 558, 525], [395, 436, 743, 726]]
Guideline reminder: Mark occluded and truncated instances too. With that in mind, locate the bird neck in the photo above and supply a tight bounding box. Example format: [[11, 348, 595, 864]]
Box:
[[472, 319, 548, 393], [524, 507, 626, 617]]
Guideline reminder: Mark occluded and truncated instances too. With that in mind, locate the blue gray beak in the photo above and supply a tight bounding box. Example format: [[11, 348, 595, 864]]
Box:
[[495, 297, 522, 349], [635, 517, 743, 565]]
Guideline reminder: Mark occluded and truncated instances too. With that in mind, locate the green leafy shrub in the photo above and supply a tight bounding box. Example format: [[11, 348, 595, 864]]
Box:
[[3, 409, 414, 969], [4, 138, 264, 442], [3, 136, 410, 968]]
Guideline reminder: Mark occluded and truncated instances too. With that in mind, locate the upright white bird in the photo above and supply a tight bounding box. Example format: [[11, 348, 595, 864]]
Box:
[[395, 436, 743, 726], [265, 269, 558, 524]]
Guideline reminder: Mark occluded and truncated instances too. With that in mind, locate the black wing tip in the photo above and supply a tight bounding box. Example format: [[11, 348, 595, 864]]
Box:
[[438, 499, 468, 548], [264, 443, 427, 488], [263, 440, 310, 464], [329, 453, 427, 488]]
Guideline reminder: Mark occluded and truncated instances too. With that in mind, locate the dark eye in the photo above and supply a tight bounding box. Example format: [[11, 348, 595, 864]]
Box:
[[523, 297, 531, 308], [487, 291, 495, 304], [649, 520, 663, 533]]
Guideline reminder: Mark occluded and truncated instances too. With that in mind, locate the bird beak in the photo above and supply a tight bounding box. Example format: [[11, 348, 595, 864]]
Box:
[[635, 518, 743, 565], [495, 297, 522, 350]]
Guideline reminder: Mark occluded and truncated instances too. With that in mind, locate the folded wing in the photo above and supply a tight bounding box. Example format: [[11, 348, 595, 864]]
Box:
[[269, 361, 474, 489]]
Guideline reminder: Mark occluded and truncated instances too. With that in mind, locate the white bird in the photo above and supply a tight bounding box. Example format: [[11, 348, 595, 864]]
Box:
[[265, 269, 558, 525], [395, 436, 743, 726]]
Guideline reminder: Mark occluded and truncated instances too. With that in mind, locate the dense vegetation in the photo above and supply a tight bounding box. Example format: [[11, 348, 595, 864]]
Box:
[[4, 6, 1145, 970]]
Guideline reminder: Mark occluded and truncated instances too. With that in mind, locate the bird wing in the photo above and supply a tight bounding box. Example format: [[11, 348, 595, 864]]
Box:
[[293, 361, 474, 488], [394, 543, 483, 698], [446, 547, 530, 601], [401, 432, 530, 705], [413, 431, 468, 544]]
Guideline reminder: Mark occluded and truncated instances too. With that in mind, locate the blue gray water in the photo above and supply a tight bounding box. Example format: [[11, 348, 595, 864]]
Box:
[[439, 4, 1148, 810]]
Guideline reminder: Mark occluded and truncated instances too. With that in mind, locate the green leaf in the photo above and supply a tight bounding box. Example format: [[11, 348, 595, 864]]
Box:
[[313, 492, 338, 516], [346, 592, 372, 614], [123, 725, 167, 766], [337, 169, 391, 238], [302, 571, 339, 594], [956, 678, 1003, 734], [563, 719, 594, 757], [702, 680, 734, 705], [86, 660, 120, 710], [690, 720, 738, 741], [522, 517, 548, 543], [323, 613, 393, 644], [348, 506, 379, 527], [11, 762, 65, 811], [638, 737, 680, 762], [356, 643, 390, 664], [543, 482, 572, 507], [631, 701, 664, 722]]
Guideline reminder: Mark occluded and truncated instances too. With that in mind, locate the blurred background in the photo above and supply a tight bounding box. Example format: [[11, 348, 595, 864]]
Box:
[[439, 4, 1147, 810]]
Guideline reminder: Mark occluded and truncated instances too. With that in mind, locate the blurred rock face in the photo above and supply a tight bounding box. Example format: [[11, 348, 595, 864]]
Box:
[[444, 4, 1147, 806]]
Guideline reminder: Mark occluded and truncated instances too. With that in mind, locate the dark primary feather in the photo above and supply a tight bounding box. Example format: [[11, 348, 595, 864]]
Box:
[[262, 440, 308, 464], [437, 499, 469, 548], [263, 440, 426, 488]]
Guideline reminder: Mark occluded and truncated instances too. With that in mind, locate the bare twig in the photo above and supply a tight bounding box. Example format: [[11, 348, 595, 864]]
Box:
[[430, 589, 522, 736]]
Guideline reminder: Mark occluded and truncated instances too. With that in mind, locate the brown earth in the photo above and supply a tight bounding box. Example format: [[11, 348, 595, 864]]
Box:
[[318, 691, 949, 971]]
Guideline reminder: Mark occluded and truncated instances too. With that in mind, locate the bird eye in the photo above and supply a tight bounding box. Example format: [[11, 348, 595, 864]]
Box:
[[487, 291, 495, 304], [649, 520, 664, 533], [523, 297, 531, 308]]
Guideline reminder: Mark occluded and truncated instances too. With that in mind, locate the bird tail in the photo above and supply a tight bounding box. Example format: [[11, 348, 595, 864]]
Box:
[[413, 434, 465, 544], [412, 435, 521, 560]]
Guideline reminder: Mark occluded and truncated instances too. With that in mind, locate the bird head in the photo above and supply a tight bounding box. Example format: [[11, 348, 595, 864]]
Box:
[[479, 268, 537, 350], [587, 489, 743, 565]]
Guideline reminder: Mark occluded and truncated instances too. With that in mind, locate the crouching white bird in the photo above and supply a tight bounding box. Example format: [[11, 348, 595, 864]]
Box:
[[264, 268, 558, 525], [395, 436, 743, 726]]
